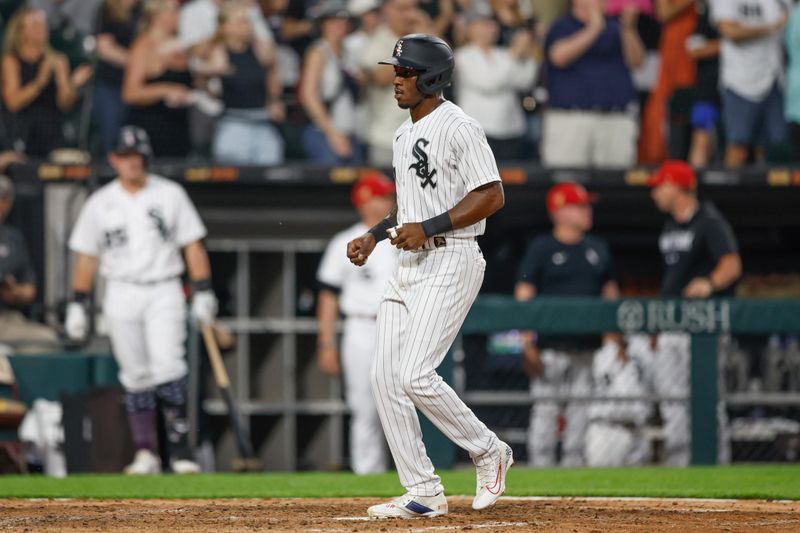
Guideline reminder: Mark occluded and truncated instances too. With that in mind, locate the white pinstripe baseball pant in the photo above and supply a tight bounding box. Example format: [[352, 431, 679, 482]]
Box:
[[370, 239, 499, 496]]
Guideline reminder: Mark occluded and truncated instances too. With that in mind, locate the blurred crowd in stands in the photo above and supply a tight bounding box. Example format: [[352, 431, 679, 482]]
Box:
[[0, 0, 796, 170]]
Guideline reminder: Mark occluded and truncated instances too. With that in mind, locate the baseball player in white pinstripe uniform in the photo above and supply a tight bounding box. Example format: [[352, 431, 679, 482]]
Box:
[[346, 34, 512, 519]]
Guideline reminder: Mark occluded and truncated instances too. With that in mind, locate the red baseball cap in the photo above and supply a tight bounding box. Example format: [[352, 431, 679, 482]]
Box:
[[546, 182, 593, 213], [647, 160, 697, 190], [351, 171, 395, 208]]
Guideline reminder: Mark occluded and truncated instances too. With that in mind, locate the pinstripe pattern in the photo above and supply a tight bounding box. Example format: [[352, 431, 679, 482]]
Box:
[[371, 99, 502, 496], [372, 241, 498, 496]]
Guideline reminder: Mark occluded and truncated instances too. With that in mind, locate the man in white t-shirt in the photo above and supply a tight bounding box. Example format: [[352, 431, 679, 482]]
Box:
[[65, 126, 218, 475], [316, 172, 397, 475], [711, 0, 790, 167], [358, 0, 420, 166]]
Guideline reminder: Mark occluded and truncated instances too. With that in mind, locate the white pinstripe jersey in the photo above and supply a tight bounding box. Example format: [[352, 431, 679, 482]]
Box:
[[392, 100, 501, 238]]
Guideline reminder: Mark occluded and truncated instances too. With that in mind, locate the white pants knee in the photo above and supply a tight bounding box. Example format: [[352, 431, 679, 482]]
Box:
[[103, 279, 188, 392]]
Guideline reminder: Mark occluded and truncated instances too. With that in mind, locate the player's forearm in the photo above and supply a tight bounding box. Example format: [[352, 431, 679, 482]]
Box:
[[183, 241, 212, 282], [709, 253, 742, 292], [447, 181, 504, 230], [367, 205, 398, 242], [72, 254, 98, 294], [316, 290, 339, 348]]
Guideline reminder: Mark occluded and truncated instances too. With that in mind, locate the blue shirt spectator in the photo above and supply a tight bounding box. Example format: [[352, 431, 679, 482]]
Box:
[[539, 0, 645, 169], [545, 16, 636, 110]]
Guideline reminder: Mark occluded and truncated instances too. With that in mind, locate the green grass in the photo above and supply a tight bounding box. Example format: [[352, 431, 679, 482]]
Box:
[[1, 466, 799, 500]]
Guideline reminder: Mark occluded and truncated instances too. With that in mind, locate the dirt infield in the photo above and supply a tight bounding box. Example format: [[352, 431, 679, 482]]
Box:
[[1, 497, 799, 532]]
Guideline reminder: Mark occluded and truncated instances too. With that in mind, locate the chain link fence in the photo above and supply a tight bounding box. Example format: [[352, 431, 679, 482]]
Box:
[[451, 299, 800, 467]]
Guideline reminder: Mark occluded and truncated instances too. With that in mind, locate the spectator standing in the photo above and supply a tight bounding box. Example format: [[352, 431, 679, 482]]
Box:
[[541, 0, 645, 168], [358, 0, 420, 167], [647, 160, 741, 465], [316, 172, 397, 474], [785, 1, 800, 156], [686, 0, 721, 168], [0, 176, 59, 353], [711, 0, 788, 167], [454, 8, 537, 160], [123, 0, 192, 158], [93, 0, 141, 154], [205, 1, 285, 165], [343, 0, 382, 149], [300, 0, 361, 164], [1, 7, 92, 157], [515, 183, 620, 467], [638, 0, 697, 164]]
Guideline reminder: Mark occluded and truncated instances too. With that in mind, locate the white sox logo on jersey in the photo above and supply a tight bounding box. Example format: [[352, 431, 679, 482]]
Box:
[[148, 207, 172, 242], [409, 138, 437, 189]]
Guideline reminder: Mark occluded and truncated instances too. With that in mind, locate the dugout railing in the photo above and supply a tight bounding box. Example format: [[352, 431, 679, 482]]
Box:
[[446, 297, 800, 466]]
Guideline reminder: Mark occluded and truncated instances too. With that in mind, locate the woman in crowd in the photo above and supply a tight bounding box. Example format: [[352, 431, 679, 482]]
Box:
[[123, 0, 191, 158], [1, 7, 92, 157], [454, 8, 536, 160], [94, 0, 141, 154], [299, 0, 360, 165], [204, 1, 285, 165]]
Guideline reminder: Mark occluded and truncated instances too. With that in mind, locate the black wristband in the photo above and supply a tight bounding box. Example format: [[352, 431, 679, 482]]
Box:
[[73, 291, 90, 305], [421, 212, 453, 238], [368, 218, 393, 243], [191, 278, 212, 293]]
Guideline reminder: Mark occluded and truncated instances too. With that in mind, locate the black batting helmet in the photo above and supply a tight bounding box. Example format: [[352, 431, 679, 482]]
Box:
[[113, 125, 153, 163], [379, 33, 454, 96]]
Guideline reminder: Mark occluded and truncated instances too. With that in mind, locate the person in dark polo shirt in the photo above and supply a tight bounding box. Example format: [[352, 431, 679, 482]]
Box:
[[649, 160, 742, 298], [541, 0, 645, 168], [515, 182, 620, 466], [0, 176, 59, 353], [648, 159, 741, 465]]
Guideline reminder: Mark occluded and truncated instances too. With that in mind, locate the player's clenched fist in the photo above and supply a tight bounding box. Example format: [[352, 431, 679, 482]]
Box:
[[347, 233, 376, 266], [389, 222, 427, 251]]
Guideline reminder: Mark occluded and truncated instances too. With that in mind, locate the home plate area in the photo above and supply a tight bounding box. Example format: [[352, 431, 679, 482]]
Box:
[[1, 497, 799, 532]]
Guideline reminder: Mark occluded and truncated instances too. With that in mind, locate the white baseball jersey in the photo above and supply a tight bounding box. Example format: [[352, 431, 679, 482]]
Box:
[[317, 223, 397, 316], [69, 175, 206, 283], [392, 100, 501, 238]]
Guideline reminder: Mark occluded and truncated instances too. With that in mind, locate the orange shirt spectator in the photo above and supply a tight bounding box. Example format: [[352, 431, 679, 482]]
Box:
[[638, 0, 697, 164]]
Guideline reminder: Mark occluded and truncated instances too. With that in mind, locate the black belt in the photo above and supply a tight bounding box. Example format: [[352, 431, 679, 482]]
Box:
[[418, 236, 477, 250]]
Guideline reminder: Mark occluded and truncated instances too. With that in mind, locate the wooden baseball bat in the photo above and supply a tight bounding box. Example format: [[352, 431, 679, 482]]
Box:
[[201, 324, 259, 470]]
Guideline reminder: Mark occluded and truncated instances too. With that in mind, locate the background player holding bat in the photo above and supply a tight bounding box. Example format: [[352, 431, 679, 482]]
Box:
[[65, 126, 218, 475], [346, 34, 512, 519]]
